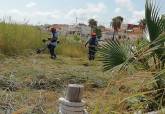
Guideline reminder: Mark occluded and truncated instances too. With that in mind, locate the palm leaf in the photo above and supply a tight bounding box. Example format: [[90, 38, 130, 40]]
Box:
[[99, 40, 133, 71], [136, 34, 165, 60], [145, 0, 165, 67], [99, 35, 165, 72], [145, 0, 165, 42]]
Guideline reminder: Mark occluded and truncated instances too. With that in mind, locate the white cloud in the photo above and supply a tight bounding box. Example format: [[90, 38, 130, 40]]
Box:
[[0, 2, 108, 25], [86, 3, 106, 13], [115, 8, 121, 13], [133, 10, 145, 19], [26, 2, 36, 8], [132, 10, 145, 23], [125, 10, 145, 23], [65, 2, 106, 23], [8, 9, 23, 16], [115, 0, 145, 24], [0, 9, 62, 24], [33, 11, 61, 19], [66, 3, 106, 17], [115, 0, 134, 11]]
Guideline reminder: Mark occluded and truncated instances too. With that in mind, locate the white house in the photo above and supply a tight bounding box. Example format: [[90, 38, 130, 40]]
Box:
[[51, 23, 91, 38]]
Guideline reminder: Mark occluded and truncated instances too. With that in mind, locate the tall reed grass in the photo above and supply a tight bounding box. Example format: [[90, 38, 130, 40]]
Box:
[[56, 35, 87, 58], [0, 21, 46, 56], [0, 21, 87, 58]]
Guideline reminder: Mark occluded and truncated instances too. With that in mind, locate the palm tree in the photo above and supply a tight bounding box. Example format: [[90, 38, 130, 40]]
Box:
[[111, 16, 124, 40], [88, 19, 97, 33]]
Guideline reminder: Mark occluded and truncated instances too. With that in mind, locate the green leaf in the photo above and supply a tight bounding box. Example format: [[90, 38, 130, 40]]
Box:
[[99, 40, 133, 71], [145, 0, 165, 42]]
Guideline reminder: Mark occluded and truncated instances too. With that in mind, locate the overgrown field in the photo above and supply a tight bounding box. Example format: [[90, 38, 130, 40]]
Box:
[[0, 21, 86, 58], [0, 4, 165, 112], [0, 21, 45, 56], [56, 35, 87, 58], [0, 54, 157, 114]]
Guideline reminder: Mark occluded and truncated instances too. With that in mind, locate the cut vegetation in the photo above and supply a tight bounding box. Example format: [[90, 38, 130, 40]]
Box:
[[0, 0, 165, 113]]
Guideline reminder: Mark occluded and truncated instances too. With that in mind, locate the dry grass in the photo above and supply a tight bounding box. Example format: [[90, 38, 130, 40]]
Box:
[[0, 54, 156, 114], [56, 35, 87, 58], [0, 21, 48, 56]]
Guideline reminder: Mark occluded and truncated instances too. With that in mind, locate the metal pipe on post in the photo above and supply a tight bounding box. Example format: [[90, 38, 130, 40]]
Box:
[[59, 84, 88, 114]]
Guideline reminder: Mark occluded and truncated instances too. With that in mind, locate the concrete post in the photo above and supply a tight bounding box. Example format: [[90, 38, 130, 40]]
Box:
[[59, 84, 88, 114]]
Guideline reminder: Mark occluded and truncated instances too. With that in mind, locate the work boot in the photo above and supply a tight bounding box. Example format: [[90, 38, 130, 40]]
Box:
[[51, 56, 56, 60]]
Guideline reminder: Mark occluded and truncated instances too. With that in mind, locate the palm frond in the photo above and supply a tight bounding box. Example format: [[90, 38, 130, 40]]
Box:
[[135, 34, 165, 60], [154, 33, 165, 63], [146, 0, 165, 68], [145, 0, 165, 42], [99, 40, 133, 71]]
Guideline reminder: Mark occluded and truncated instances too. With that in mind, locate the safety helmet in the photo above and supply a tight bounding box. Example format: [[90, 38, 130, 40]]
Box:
[[91, 32, 96, 37]]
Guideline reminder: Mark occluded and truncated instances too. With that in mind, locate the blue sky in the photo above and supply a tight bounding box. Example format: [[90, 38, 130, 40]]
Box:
[[0, 0, 164, 26]]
